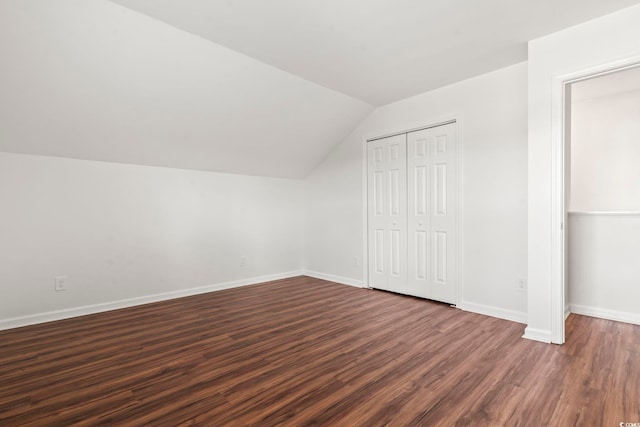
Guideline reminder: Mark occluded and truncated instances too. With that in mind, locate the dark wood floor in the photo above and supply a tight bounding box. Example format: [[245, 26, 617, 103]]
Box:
[[0, 276, 638, 426]]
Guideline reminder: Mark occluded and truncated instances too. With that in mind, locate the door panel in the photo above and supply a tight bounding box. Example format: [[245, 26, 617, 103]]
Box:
[[434, 231, 447, 284], [407, 129, 431, 298], [386, 136, 407, 293], [367, 134, 407, 293], [368, 139, 388, 289], [414, 230, 427, 280], [429, 123, 457, 303], [434, 163, 447, 216]]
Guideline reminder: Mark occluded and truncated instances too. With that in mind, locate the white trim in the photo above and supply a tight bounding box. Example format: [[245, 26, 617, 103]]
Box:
[[458, 301, 527, 324], [362, 137, 370, 288], [565, 304, 571, 320], [362, 112, 462, 143], [550, 73, 566, 345], [0, 271, 304, 331], [361, 112, 464, 304], [455, 115, 464, 305], [570, 304, 640, 326], [365, 119, 456, 142], [568, 211, 640, 218], [303, 271, 364, 288], [551, 56, 640, 345], [523, 327, 552, 343]]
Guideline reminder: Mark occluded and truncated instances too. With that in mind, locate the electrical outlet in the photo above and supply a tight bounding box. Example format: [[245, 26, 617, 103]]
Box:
[[240, 256, 246, 267], [55, 276, 68, 291], [353, 256, 360, 267], [517, 277, 527, 292]]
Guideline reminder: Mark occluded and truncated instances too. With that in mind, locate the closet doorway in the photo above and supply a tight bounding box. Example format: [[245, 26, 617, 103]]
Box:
[[366, 122, 459, 304]]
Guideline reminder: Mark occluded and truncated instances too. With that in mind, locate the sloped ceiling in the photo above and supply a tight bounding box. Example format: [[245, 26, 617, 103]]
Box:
[[0, 0, 371, 179], [110, 0, 640, 106], [2, 1, 640, 178]]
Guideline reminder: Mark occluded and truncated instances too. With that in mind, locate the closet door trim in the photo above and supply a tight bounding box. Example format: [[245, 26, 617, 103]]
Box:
[[367, 119, 457, 142]]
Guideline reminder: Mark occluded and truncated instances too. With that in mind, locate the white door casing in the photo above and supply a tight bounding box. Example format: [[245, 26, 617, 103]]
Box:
[[548, 59, 640, 344]]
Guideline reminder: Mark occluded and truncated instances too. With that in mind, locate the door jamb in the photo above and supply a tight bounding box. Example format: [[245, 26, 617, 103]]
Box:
[[550, 56, 640, 344]]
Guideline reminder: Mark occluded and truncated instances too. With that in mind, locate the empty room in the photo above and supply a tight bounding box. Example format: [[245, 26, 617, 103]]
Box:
[[1, 1, 639, 425]]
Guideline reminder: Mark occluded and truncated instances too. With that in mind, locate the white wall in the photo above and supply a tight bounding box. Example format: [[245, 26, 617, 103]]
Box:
[[527, 4, 640, 342], [568, 213, 640, 324], [570, 88, 640, 211], [306, 62, 529, 321], [567, 75, 640, 325], [0, 152, 304, 328]]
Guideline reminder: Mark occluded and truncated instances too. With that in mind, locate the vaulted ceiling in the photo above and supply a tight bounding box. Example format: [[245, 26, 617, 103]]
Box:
[[110, 0, 640, 106], [1, 0, 639, 178]]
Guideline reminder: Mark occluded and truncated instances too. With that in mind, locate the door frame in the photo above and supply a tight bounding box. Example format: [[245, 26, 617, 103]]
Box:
[[361, 113, 464, 305], [550, 56, 640, 344]]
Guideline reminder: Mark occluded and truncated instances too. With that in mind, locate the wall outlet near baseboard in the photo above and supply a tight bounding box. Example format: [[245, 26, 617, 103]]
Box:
[[240, 256, 246, 267], [353, 256, 360, 267], [517, 277, 527, 292], [55, 276, 68, 291]]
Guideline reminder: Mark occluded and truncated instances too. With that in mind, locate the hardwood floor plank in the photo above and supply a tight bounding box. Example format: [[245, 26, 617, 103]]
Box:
[[1, 276, 638, 426]]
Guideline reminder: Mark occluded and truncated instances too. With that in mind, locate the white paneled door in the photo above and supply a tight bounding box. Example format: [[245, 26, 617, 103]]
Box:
[[368, 123, 457, 304], [367, 134, 408, 294]]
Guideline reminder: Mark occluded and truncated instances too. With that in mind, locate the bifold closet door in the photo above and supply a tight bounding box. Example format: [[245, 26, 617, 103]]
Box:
[[407, 123, 457, 303], [406, 128, 430, 299], [367, 134, 407, 294], [367, 122, 457, 304]]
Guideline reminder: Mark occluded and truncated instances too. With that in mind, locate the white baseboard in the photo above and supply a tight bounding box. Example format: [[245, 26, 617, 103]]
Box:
[[522, 327, 552, 343], [569, 303, 640, 326], [565, 304, 571, 320], [306, 275, 531, 327], [457, 301, 527, 324], [303, 270, 364, 288], [0, 270, 304, 331]]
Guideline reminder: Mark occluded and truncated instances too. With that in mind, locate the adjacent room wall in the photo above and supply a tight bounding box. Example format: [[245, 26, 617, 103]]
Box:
[[566, 80, 640, 325], [0, 152, 304, 329], [568, 213, 640, 324], [570, 88, 640, 211], [527, 3, 640, 342], [306, 62, 529, 322]]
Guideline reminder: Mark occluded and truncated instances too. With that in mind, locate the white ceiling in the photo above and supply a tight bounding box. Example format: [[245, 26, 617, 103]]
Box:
[[110, 0, 640, 106], [2, 1, 640, 178]]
